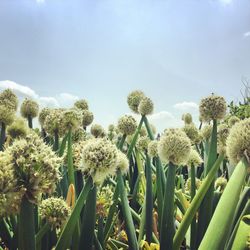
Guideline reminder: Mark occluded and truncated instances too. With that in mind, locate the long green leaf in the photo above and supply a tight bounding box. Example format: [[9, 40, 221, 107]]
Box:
[[55, 177, 92, 250], [199, 157, 249, 250], [173, 154, 224, 250]]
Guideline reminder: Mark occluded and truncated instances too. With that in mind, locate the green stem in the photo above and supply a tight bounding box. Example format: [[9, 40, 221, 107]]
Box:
[[18, 195, 35, 250], [197, 119, 217, 246], [35, 223, 50, 249], [173, 154, 224, 250], [199, 157, 249, 250], [190, 165, 197, 250], [145, 154, 153, 243], [127, 116, 144, 159], [67, 128, 75, 187], [55, 177, 92, 250], [53, 130, 59, 152], [79, 185, 97, 250], [117, 169, 138, 250], [0, 122, 6, 151], [28, 114, 33, 129], [118, 134, 126, 150], [160, 162, 176, 250]]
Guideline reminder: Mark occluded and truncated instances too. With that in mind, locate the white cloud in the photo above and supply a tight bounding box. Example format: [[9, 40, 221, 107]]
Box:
[[0, 80, 38, 99], [173, 101, 198, 111], [0, 80, 79, 108], [148, 111, 183, 132], [36, 0, 45, 3], [243, 31, 250, 38]]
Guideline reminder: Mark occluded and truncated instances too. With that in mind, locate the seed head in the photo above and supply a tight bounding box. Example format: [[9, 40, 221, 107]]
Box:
[[127, 90, 145, 113], [43, 109, 64, 136], [0, 89, 18, 111], [182, 123, 201, 144], [0, 105, 15, 125], [228, 116, 240, 127], [82, 110, 94, 127], [39, 108, 51, 127], [20, 98, 39, 118], [117, 151, 129, 174], [148, 140, 158, 158], [81, 138, 118, 184], [182, 113, 193, 124], [200, 124, 212, 141], [117, 115, 137, 135], [137, 136, 150, 152], [214, 177, 227, 192], [199, 94, 227, 122], [138, 97, 154, 115], [74, 99, 89, 111], [39, 197, 71, 229], [61, 108, 83, 132], [158, 128, 191, 166], [186, 149, 203, 168], [91, 124, 105, 138], [226, 118, 250, 165], [7, 117, 28, 139], [5, 133, 62, 203]]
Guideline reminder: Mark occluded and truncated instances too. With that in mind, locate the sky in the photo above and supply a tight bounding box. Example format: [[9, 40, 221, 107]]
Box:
[[0, 0, 249, 132]]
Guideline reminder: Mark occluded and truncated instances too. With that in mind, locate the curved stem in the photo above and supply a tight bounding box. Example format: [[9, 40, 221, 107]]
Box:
[[0, 122, 6, 151]]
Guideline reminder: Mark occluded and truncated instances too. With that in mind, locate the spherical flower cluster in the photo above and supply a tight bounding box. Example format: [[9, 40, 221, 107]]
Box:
[[82, 110, 94, 127], [182, 123, 201, 144], [0, 105, 15, 125], [148, 140, 158, 158], [158, 128, 191, 166], [43, 109, 64, 136], [226, 118, 250, 165], [117, 151, 129, 174], [140, 126, 147, 137], [127, 90, 145, 113], [74, 99, 89, 111], [199, 94, 227, 122], [137, 136, 150, 152], [214, 177, 227, 192], [81, 138, 118, 184], [0, 152, 25, 216], [96, 186, 114, 217], [39, 197, 71, 229], [186, 149, 203, 168], [185, 177, 202, 195], [72, 140, 86, 170], [228, 116, 240, 127], [72, 128, 86, 142], [5, 133, 62, 203], [138, 97, 154, 115], [117, 115, 137, 135], [200, 124, 212, 141], [39, 108, 51, 127], [7, 118, 28, 139], [217, 123, 230, 150], [61, 108, 83, 132], [20, 98, 39, 118], [91, 124, 105, 138], [182, 113, 193, 124], [0, 89, 18, 111]]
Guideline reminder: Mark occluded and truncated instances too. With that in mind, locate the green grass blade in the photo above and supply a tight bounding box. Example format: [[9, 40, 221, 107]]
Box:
[[173, 154, 224, 250], [55, 177, 92, 250], [199, 158, 249, 250]]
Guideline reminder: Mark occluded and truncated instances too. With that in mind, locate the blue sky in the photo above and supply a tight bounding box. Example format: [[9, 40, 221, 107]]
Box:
[[0, 0, 249, 131]]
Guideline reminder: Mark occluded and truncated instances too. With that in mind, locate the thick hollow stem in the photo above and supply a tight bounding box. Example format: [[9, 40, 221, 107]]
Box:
[[160, 162, 176, 250], [18, 196, 35, 250], [28, 114, 33, 129], [0, 122, 6, 151]]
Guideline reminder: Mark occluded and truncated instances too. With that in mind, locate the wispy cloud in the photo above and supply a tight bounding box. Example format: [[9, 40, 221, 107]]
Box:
[[243, 31, 250, 38], [0, 80, 79, 108], [173, 101, 198, 111]]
